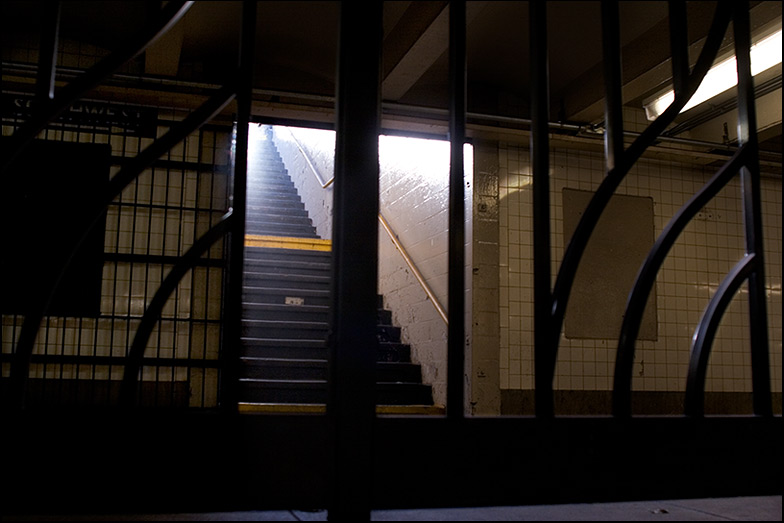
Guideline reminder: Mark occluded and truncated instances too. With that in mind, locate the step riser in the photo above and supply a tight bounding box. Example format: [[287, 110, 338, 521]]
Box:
[[240, 342, 411, 362], [241, 323, 400, 342], [246, 222, 316, 233], [243, 290, 331, 307], [246, 223, 316, 232], [247, 194, 303, 204], [249, 187, 300, 197], [246, 201, 310, 212], [244, 276, 330, 291], [245, 217, 312, 224], [247, 201, 305, 211], [247, 176, 293, 185], [241, 305, 391, 324], [242, 326, 328, 340], [242, 308, 329, 323], [243, 262, 329, 277], [246, 208, 311, 218], [245, 228, 318, 238], [244, 249, 331, 264], [239, 383, 433, 405], [241, 346, 327, 360], [240, 362, 423, 383], [248, 164, 289, 173]]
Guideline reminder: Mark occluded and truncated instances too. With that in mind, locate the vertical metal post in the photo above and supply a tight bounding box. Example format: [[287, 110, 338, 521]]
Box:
[[601, 0, 632, 418], [667, 1, 689, 97], [220, 0, 256, 412], [447, 0, 466, 420], [601, 0, 624, 172], [36, 0, 60, 101], [530, 1, 553, 418], [327, 1, 382, 519], [733, 1, 772, 417]]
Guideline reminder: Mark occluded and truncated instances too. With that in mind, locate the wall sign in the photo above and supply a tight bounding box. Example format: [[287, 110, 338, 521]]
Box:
[[2, 94, 158, 137]]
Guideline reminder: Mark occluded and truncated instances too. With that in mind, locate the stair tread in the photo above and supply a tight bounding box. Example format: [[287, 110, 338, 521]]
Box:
[[240, 378, 428, 386], [243, 286, 330, 293], [242, 319, 328, 327], [241, 337, 326, 346], [240, 136, 434, 407]]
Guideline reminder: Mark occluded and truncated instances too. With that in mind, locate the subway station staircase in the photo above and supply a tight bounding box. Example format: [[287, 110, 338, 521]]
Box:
[[239, 131, 438, 413]]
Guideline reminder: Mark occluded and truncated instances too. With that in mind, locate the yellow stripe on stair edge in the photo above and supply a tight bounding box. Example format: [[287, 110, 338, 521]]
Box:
[[245, 235, 332, 251]]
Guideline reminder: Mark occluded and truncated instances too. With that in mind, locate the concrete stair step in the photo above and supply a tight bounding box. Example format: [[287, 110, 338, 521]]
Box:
[[241, 319, 401, 343], [239, 379, 433, 405], [242, 286, 331, 306], [244, 246, 331, 263], [239, 358, 424, 383], [240, 339, 411, 362], [243, 257, 329, 276], [243, 271, 330, 290], [245, 223, 318, 237]]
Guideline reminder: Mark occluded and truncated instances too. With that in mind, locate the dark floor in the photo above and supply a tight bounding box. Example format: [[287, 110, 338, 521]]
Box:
[[3, 496, 780, 521]]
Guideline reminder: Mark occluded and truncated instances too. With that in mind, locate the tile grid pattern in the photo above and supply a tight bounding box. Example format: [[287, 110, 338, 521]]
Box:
[[498, 115, 782, 395], [1, 113, 231, 407]]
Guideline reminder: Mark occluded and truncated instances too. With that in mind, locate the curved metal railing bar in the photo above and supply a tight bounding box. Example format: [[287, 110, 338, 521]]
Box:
[[119, 211, 235, 407], [684, 254, 757, 417], [283, 127, 449, 325], [731, 0, 771, 417], [546, 2, 734, 386], [612, 146, 749, 416], [0, 0, 194, 173], [9, 82, 237, 409], [378, 213, 449, 325]]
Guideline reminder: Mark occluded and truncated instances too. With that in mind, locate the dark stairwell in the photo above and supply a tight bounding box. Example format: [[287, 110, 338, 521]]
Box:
[[238, 129, 438, 412]]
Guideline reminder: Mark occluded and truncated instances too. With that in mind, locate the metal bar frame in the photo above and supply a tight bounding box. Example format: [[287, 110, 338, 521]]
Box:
[[218, 0, 257, 412], [611, 0, 772, 417], [601, 0, 624, 173], [529, 0, 553, 418], [327, 1, 382, 519], [5, 2, 237, 409], [8, 86, 235, 408], [120, 212, 234, 407], [730, 0, 771, 417], [1, 0, 194, 173], [614, 146, 748, 414], [685, 254, 756, 416], [547, 1, 736, 417], [447, 0, 467, 420]]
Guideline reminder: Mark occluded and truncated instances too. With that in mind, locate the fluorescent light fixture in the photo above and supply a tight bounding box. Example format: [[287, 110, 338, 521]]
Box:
[[644, 28, 782, 121]]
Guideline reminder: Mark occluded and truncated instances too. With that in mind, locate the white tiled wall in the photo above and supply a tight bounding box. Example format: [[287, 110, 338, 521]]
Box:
[[1, 112, 230, 407], [498, 126, 782, 396]]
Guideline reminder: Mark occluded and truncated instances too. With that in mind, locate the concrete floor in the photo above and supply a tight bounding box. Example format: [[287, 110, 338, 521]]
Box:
[[3, 496, 780, 521]]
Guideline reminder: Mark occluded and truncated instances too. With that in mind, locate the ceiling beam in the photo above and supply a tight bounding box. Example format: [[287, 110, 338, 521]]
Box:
[[382, 1, 447, 101], [144, 17, 184, 77], [559, 2, 718, 124], [561, 2, 780, 125], [382, 1, 484, 102]]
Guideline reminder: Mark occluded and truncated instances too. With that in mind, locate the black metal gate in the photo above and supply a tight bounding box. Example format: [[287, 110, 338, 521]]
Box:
[[1, 1, 779, 519]]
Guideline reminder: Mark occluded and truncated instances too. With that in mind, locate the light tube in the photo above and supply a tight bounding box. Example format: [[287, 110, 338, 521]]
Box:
[[644, 29, 782, 121]]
